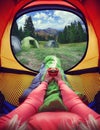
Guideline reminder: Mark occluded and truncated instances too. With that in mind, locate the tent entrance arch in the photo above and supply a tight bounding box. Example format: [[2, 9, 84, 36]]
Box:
[[11, 4, 88, 71], [0, 0, 100, 106]]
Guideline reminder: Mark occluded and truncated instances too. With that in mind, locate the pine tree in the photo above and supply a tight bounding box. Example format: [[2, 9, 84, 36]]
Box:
[[24, 16, 35, 38], [58, 31, 65, 43], [58, 32, 62, 43], [69, 22, 78, 43], [12, 21, 19, 38], [19, 27, 24, 40], [63, 26, 68, 43], [57, 21, 87, 43], [67, 25, 71, 43], [77, 21, 85, 42]]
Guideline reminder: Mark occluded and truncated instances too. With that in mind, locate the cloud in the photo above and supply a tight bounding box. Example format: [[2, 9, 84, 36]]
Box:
[[33, 10, 82, 30], [17, 14, 29, 30], [16, 10, 84, 30], [33, 19, 44, 28], [33, 12, 48, 20], [48, 17, 55, 22], [54, 10, 81, 26]]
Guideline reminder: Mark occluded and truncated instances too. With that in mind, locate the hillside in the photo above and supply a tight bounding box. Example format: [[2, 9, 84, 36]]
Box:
[[35, 28, 59, 40]]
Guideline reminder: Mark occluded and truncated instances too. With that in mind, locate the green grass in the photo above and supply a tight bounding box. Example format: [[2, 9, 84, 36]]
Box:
[[20, 58, 29, 64], [15, 42, 87, 71]]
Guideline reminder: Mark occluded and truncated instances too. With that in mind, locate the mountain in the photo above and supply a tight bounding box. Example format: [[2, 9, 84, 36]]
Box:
[[44, 28, 58, 35], [35, 28, 59, 37]]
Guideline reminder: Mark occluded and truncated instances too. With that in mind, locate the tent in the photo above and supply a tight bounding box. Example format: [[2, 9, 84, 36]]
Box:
[[21, 36, 39, 49], [11, 36, 21, 54], [0, 0, 100, 106], [45, 40, 59, 48]]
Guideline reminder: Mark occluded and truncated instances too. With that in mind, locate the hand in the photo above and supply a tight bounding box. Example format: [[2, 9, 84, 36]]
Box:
[[54, 71, 62, 83], [44, 71, 53, 83]]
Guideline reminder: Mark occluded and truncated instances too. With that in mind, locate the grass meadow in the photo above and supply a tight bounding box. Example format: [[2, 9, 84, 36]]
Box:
[[16, 41, 87, 71]]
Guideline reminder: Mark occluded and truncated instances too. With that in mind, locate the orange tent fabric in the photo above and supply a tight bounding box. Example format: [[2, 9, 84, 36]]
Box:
[[0, 0, 100, 105], [0, 0, 100, 67]]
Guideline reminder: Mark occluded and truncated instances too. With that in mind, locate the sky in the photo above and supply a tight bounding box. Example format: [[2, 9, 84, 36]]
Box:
[[17, 10, 85, 30]]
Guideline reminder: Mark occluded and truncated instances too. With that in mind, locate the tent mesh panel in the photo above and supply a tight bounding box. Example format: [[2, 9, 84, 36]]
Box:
[[0, 73, 100, 106], [0, 73, 34, 106], [67, 73, 100, 102]]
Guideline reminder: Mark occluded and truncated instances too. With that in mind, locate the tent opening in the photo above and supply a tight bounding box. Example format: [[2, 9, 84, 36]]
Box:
[[10, 4, 88, 72]]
